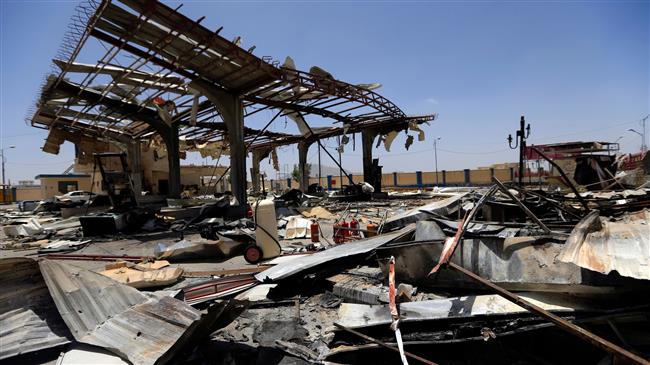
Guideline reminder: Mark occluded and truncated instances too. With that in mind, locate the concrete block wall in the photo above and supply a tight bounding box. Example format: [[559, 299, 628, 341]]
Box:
[[262, 167, 515, 192]]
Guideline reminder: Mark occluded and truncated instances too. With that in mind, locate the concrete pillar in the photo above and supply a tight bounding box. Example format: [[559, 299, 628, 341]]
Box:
[[298, 141, 311, 192], [192, 83, 247, 204], [362, 129, 378, 187], [222, 98, 246, 205], [327, 175, 333, 190], [464, 169, 471, 185], [416, 171, 423, 187], [251, 148, 272, 193], [160, 126, 181, 198], [126, 141, 142, 197]]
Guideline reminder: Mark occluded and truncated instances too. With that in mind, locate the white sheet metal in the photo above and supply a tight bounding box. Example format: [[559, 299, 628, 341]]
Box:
[[337, 293, 586, 329], [255, 226, 414, 282], [382, 193, 466, 232]]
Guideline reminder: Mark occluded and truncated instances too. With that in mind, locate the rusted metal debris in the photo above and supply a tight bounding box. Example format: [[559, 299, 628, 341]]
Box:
[[447, 262, 649, 365], [38, 259, 234, 365], [0, 258, 73, 360], [333, 323, 439, 365], [492, 177, 552, 234], [183, 274, 259, 305], [560, 209, 650, 280], [43, 253, 154, 262]]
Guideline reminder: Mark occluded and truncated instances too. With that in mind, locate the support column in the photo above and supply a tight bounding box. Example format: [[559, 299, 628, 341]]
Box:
[[126, 140, 142, 197], [222, 98, 246, 204], [298, 141, 311, 192], [251, 148, 272, 194], [361, 129, 378, 188], [191, 82, 247, 204], [160, 126, 181, 198]]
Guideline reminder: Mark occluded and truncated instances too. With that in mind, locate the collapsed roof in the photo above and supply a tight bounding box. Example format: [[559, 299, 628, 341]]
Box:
[[29, 0, 436, 154]]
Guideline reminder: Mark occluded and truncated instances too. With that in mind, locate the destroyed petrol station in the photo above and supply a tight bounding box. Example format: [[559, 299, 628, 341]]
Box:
[[1, 1, 650, 364]]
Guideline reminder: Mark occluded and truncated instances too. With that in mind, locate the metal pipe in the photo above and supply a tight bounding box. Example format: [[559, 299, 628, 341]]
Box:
[[492, 177, 552, 234], [448, 262, 649, 365], [333, 323, 439, 365], [529, 146, 589, 211]]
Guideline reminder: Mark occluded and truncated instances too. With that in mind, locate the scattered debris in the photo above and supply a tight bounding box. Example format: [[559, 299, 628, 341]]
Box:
[[2, 0, 649, 363]]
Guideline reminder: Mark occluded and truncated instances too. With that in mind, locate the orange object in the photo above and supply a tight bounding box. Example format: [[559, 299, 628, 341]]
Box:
[[310, 220, 320, 243], [366, 223, 377, 237], [388, 256, 398, 319], [429, 210, 469, 275]]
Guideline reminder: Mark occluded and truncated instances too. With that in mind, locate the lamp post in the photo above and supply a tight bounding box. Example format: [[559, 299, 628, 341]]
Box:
[[434, 137, 441, 186], [507, 116, 531, 187], [627, 128, 647, 153], [1, 145, 16, 202]]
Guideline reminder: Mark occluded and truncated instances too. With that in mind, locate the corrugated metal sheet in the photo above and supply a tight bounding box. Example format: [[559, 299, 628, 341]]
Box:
[[255, 226, 414, 282], [376, 236, 631, 293], [432, 218, 521, 238], [56, 344, 128, 365], [560, 209, 650, 280], [382, 193, 466, 232], [39, 259, 207, 365], [337, 293, 589, 329], [0, 258, 72, 360]]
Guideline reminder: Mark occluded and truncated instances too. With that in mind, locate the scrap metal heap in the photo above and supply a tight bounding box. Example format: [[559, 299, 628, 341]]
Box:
[[4, 0, 649, 364], [2, 179, 650, 364]]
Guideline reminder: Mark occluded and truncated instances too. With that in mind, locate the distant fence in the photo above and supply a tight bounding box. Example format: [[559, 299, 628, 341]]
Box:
[[263, 167, 516, 191]]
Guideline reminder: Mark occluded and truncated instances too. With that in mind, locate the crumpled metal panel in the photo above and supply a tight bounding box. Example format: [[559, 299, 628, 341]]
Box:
[[337, 293, 588, 329], [560, 209, 650, 280], [255, 227, 414, 282], [39, 259, 206, 365], [433, 218, 521, 238], [377, 236, 631, 293], [0, 258, 73, 360], [382, 193, 467, 232]]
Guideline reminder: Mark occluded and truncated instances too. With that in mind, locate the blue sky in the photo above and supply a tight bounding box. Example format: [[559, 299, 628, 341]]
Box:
[[1, 0, 648, 183]]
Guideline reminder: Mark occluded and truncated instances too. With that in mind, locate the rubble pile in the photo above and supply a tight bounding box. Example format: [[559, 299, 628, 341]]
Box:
[[1, 183, 649, 365]]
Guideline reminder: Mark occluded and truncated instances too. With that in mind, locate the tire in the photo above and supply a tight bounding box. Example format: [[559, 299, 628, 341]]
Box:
[[244, 245, 263, 264]]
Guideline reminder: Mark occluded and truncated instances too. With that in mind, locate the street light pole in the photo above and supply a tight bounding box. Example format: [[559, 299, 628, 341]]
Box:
[[642, 115, 648, 153], [508, 116, 531, 187], [1, 145, 16, 202], [434, 139, 438, 186], [628, 128, 646, 153]]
